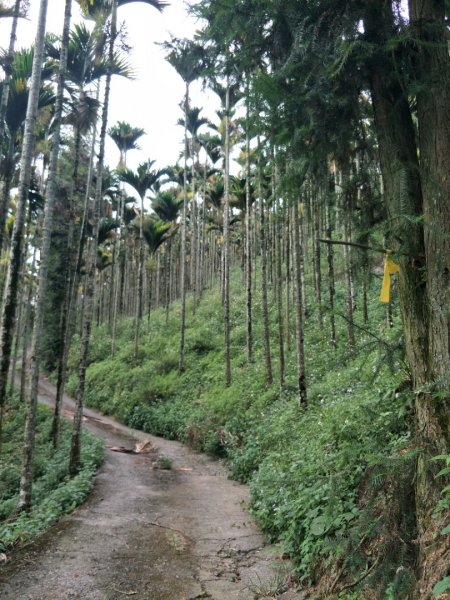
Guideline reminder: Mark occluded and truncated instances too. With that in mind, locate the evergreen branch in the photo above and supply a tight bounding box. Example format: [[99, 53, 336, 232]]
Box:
[[335, 312, 391, 348], [319, 238, 387, 254], [338, 555, 380, 593]]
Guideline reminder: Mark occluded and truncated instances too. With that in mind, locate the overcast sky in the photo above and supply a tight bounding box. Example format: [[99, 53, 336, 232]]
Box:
[[0, 0, 220, 171]]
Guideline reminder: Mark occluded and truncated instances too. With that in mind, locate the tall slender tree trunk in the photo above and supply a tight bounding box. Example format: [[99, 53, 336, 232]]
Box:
[[17, 0, 72, 512], [245, 76, 253, 364], [0, 0, 48, 455], [312, 187, 323, 329], [341, 168, 356, 353], [292, 200, 307, 406], [0, 137, 16, 258], [179, 81, 189, 373], [134, 192, 145, 358], [69, 0, 117, 477], [0, 0, 21, 142], [258, 141, 272, 386], [191, 148, 197, 313], [284, 197, 291, 353], [52, 113, 98, 447], [223, 82, 231, 387], [275, 202, 284, 388], [325, 201, 337, 348]]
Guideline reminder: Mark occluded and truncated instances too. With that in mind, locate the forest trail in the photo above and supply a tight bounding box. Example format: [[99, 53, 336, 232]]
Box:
[[0, 377, 302, 600]]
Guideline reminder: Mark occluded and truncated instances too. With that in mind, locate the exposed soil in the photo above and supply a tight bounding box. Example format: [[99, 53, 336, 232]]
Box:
[[0, 378, 303, 599]]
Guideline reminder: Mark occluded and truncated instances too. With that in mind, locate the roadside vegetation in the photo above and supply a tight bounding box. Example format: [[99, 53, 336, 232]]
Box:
[[65, 265, 430, 598], [0, 0, 448, 598], [0, 394, 103, 554]]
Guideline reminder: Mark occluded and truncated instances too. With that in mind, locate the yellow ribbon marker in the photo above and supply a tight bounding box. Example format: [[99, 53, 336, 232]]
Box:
[[379, 254, 400, 303], [299, 202, 305, 217]]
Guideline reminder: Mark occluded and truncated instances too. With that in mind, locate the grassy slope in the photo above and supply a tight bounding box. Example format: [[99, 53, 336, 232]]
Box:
[[67, 266, 417, 598], [0, 395, 104, 553]]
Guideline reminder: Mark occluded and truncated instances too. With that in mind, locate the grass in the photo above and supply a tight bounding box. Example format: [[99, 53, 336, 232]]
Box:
[[65, 264, 418, 597], [0, 394, 104, 553]]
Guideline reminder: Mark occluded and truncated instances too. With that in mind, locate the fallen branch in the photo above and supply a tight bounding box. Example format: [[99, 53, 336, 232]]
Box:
[[107, 440, 155, 455], [336, 312, 392, 348], [111, 587, 137, 596], [319, 238, 386, 253]]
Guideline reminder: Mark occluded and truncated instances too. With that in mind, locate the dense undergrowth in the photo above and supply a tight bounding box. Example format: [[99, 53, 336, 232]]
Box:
[[66, 265, 421, 598], [0, 395, 104, 553]]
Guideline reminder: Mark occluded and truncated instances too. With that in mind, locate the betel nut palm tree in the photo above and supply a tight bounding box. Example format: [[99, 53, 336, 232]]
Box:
[[108, 120, 145, 168], [17, 0, 73, 513], [0, 0, 25, 143], [69, 0, 167, 478], [164, 36, 207, 372], [118, 159, 165, 357], [0, 0, 49, 457]]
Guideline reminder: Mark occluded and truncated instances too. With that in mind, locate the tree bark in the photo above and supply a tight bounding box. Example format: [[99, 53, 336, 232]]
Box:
[[365, 2, 449, 588], [223, 82, 231, 387], [258, 141, 272, 386], [292, 200, 307, 406], [179, 81, 189, 373], [245, 76, 253, 364], [17, 0, 72, 512], [69, 0, 117, 477], [0, 0, 21, 142], [408, 0, 450, 580], [0, 0, 49, 457]]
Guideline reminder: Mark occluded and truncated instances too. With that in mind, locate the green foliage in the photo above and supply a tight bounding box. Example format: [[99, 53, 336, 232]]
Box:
[[154, 455, 173, 470], [66, 263, 414, 596], [0, 395, 104, 552], [433, 577, 450, 597]]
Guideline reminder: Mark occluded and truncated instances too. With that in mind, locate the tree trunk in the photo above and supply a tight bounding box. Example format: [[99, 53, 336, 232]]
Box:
[[365, 1, 449, 590], [0, 0, 49, 457], [223, 82, 231, 387], [245, 77, 253, 364], [312, 187, 323, 329], [284, 197, 291, 353], [0, 0, 21, 142], [179, 81, 189, 373], [275, 200, 284, 388], [69, 0, 117, 477], [134, 192, 145, 358], [0, 136, 16, 257], [258, 141, 272, 386], [325, 202, 337, 348], [52, 112, 97, 447], [408, 0, 450, 586], [292, 201, 307, 406], [17, 0, 72, 512]]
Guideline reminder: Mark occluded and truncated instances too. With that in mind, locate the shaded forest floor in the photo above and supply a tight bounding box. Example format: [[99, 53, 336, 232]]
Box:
[[0, 376, 303, 600]]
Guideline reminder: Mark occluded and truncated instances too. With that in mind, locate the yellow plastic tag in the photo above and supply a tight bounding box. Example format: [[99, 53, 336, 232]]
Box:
[[379, 255, 400, 303]]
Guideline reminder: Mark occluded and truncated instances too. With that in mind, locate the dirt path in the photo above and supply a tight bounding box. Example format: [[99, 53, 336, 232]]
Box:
[[0, 378, 302, 600]]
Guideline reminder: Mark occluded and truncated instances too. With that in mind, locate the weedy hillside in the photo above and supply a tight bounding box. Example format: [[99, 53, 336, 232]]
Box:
[[0, 1, 448, 598], [66, 260, 439, 599]]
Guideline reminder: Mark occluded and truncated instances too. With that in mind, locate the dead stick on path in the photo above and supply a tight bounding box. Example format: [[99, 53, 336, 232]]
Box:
[[111, 587, 137, 596]]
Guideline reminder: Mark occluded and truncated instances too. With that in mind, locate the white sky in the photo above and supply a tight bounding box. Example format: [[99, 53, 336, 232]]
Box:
[[0, 0, 220, 172]]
